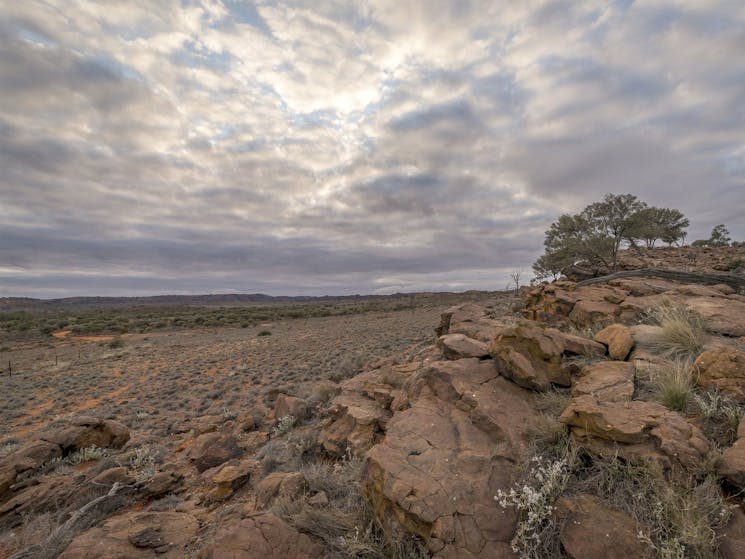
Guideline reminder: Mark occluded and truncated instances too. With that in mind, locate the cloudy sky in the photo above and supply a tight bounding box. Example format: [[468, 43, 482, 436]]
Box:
[[1, 1, 744, 297]]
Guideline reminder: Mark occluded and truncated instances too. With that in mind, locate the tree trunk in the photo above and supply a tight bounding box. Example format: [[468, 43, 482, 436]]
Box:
[[577, 268, 745, 291]]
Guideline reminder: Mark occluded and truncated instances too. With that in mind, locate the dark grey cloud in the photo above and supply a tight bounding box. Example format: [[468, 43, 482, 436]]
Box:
[[0, 1, 743, 297]]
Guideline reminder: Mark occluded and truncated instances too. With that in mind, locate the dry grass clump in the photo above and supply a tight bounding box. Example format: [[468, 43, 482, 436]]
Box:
[[272, 457, 428, 559], [648, 360, 697, 412], [645, 300, 706, 359], [570, 455, 731, 559], [693, 390, 744, 448], [524, 390, 571, 459]]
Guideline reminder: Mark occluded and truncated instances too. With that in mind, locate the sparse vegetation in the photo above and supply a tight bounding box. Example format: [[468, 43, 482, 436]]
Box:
[[273, 457, 429, 559]]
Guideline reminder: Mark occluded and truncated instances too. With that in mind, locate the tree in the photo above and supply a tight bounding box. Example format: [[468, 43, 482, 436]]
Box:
[[534, 194, 690, 281], [708, 224, 731, 246], [628, 207, 689, 247]]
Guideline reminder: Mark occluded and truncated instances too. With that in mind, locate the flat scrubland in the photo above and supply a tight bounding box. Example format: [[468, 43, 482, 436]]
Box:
[[0, 291, 505, 451]]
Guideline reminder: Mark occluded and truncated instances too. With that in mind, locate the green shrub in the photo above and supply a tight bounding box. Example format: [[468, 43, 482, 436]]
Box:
[[258, 330, 272, 337]]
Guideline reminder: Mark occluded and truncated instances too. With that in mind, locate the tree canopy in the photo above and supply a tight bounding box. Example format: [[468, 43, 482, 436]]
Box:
[[533, 194, 689, 280]]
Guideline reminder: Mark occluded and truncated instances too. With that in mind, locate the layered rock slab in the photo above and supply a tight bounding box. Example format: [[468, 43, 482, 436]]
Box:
[[560, 395, 709, 472], [59, 511, 198, 558], [556, 494, 651, 559], [200, 513, 325, 559], [364, 358, 537, 558]]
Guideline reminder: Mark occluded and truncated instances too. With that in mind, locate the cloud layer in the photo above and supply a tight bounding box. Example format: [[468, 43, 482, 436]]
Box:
[[1, 1, 744, 296]]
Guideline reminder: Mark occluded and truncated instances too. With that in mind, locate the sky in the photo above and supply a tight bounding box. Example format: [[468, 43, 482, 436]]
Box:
[[1, 1, 744, 298]]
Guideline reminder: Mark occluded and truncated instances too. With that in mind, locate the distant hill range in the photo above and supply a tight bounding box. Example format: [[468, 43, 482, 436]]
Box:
[[0, 290, 494, 312]]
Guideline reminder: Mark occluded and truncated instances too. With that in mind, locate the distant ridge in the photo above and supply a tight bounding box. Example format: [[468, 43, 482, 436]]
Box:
[[0, 290, 492, 312]]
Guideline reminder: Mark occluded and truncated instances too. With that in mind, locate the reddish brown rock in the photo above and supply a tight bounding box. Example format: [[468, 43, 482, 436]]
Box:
[[143, 471, 183, 498], [562, 334, 606, 357], [436, 303, 505, 342], [556, 495, 652, 559], [685, 296, 745, 337], [559, 395, 709, 472], [571, 361, 635, 402], [41, 416, 130, 452], [200, 513, 325, 559], [719, 417, 745, 488], [319, 369, 394, 457], [718, 507, 745, 559], [93, 466, 135, 487], [694, 348, 745, 402], [208, 459, 253, 502], [254, 471, 306, 510], [489, 320, 569, 390], [594, 324, 634, 361], [189, 433, 242, 473], [59, 511, 198, 558], [557, 494, 651, 559], [364, 358, 537, 557], [436, 333, 490, 360], [274, 393, 309, 421]]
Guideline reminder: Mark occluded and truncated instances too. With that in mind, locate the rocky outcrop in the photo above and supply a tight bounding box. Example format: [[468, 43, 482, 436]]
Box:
[[556, 494, 651, 559], [560, 395, 709, 472], [318, 365, 419, 457], [207, 459, 254, 502], [522, 277, 745, 337], [364, 357, 537, 558], [200, 513, 325, 559], [0, 417, 129, 502], [41, 416, 130, 452], [694, 348, 745, 402], [59, 511, 198, 558], [489, 320, 569, 390], [436, 303, 505, 342]]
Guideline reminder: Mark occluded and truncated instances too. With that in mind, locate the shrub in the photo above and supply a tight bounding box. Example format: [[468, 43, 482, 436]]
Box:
[[495, 452, 574, 557], [258, 330, 272, 337], [108, 338, 124, 349], [693, 390, 743, 447], [272, 415, 296, 437]]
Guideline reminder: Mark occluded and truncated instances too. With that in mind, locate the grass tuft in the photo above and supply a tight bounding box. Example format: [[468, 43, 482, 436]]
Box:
[[650, 360, 696, 412], [645, 300, 706, 359]]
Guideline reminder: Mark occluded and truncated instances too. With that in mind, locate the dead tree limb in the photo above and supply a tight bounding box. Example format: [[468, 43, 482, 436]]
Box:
[[577, 268, 745, 291], [9, 482, 132, 559]]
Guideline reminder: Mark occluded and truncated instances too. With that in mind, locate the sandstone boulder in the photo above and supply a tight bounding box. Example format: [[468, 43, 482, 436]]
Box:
[[694, 348, 745, 402], [59, 511, 198, 558], [436, 303, 505, 342], [556, 494, 651, 559], [41, 416, 130, 452], [200, 513, 325, 559], [254, 471, 306, 510], [189, 433, 242, 473], [436, 333, 490, 360], [594, 324, 634, 361], [364, 358, 537, 557], [274, 394, 309, 421], [559, 395, 709, 472], [489, 320, 569, 390], [571, 361, 635, 402], [319, 368, 395, 457], [208, 459, 253, 502]]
